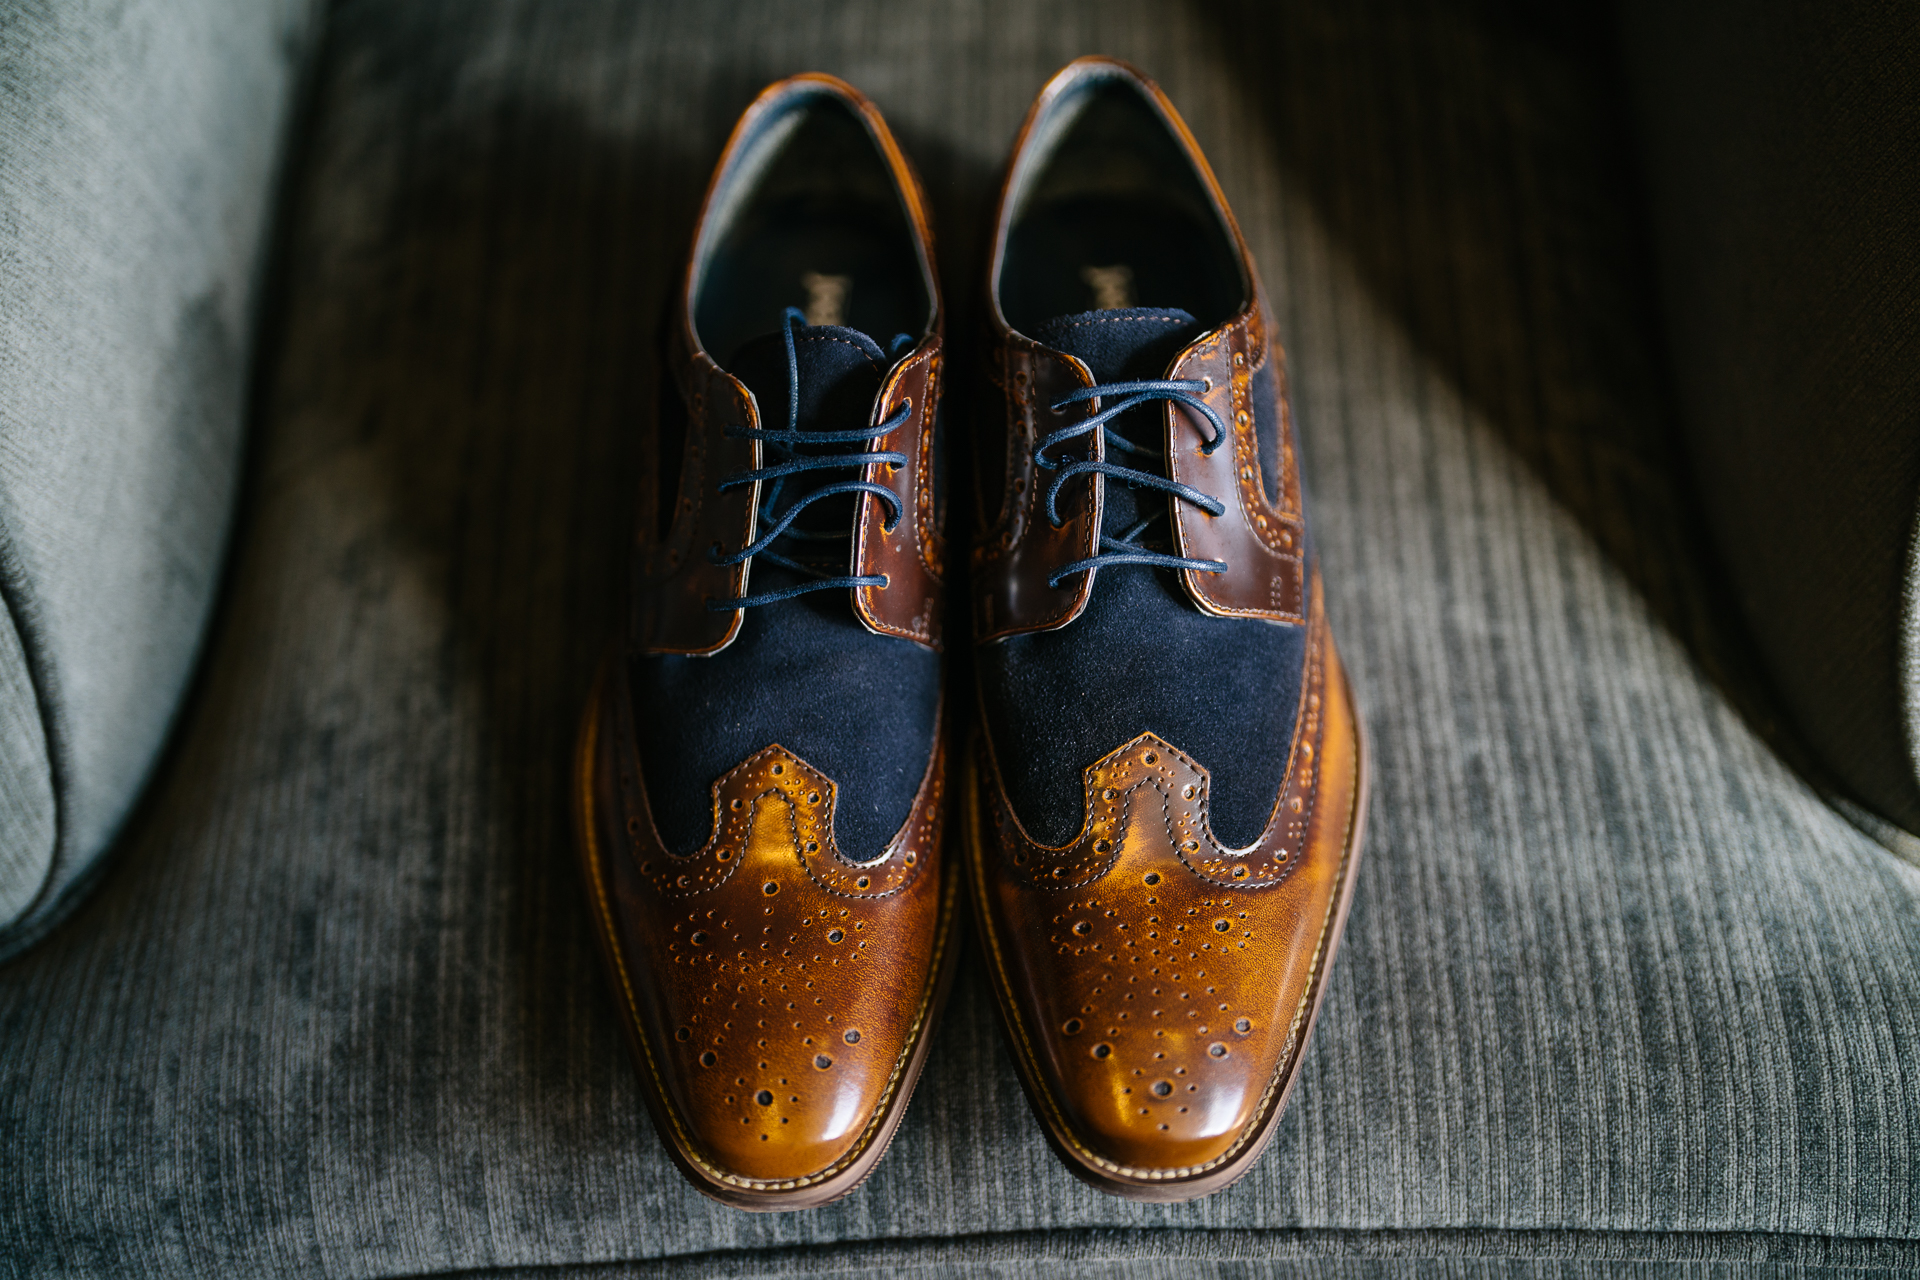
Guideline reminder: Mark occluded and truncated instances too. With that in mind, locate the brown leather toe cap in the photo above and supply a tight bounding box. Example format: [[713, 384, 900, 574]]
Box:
[[576, 658, 954, 1203], [969, 587, 1365, 1196]]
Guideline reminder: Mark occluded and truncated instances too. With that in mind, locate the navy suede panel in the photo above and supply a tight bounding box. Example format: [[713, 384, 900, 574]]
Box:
[[980, 309, 1307, 848], [632, 325, 938, 861], [1250, 351, 1284, 509], [1034, 308, 1202, 552], [1034, 308, 1202, 399]]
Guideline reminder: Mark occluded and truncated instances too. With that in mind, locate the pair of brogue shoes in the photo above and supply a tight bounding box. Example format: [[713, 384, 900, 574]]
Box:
[[573, 57, 1368, 1211]]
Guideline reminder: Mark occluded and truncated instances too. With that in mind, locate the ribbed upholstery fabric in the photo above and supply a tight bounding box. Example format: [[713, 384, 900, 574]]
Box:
[[0, 1, 1915, 1276], [1616, 0, 1920, 838], [0, 609, 53, 926], [483, 1249, 1920, 1280], [0, 0, 318, 959]]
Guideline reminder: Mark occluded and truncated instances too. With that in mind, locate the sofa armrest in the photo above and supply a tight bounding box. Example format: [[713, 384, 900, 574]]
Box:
[[1617, 0, 1920, 838], [0, 0, 318, 960]]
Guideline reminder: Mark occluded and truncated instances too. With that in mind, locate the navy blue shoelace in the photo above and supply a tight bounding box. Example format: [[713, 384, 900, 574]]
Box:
[[1035, 377, 1231, 588], [707, 307, 913, 610]]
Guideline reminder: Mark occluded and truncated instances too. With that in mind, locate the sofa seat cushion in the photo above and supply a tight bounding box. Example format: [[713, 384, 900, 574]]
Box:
[[0, 0, 1915, 1275]]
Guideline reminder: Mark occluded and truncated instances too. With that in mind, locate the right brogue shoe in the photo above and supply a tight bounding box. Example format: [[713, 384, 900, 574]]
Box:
[[965, 58, 1370, 1201]]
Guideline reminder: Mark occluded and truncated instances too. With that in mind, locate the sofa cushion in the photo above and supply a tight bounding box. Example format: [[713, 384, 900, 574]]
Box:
[[0, 0, 318, 959], [1617, 0, 1920, 839], [0, 0, 1915, 1275]]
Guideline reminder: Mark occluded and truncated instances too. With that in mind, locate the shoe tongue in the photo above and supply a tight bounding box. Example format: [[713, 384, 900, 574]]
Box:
[[729, 323, 888, 436], [721, 323, 892, 596], [1031, 306, 1203, 382], [1032, 307, 1204, 557]]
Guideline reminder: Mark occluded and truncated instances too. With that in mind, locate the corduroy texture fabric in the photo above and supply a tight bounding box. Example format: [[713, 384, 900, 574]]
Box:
[[0, 1, 1916, 1276], [1615, 0, 1920, 837], [0, 0, 318, 959], [463, 1247, 1920, 1280]]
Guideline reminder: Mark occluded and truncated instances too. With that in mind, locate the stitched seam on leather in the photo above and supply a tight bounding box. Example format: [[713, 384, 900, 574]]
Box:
[[1229, 329, 1299, 560], [1239, 594, 1326, 862], [1048, 314, 1194, 329], [975, 342, 1096, 638], [987, 675, 1317, 889], [857, 345, 937, 642], [1243, 309, 1270, 374], [795, 332, 884, 369], [726, 376, 757, 610], [970, 616, 1353, 1182], [627, 744, 772, 895], [582, 691, 954, 1193], [915, 350, 943, 583], [973, 699, 1354, 1182], [973, 347, 1024, 563], [835, 694, 943, 872], [642, 741, 923, 897], [1170, 320, 1302, 622], [800, 715, 943, 899], [784, 788, 914, 900]]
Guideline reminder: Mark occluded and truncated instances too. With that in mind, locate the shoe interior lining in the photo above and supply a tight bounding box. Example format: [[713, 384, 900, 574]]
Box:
[[999, 77, 1245, 337], [694, 93, 931, 366]]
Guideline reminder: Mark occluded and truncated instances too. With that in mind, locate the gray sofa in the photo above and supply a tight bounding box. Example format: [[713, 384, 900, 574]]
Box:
[[2, 0, 1915, 1275]]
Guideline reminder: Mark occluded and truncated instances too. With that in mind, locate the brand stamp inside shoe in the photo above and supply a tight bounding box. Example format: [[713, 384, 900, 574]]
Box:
[[801, 271, 851, 325], [1080, 263, 1136, 308]]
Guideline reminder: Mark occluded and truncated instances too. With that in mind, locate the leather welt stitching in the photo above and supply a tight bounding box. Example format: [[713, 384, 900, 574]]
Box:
[[582, 687, 954, 1193]]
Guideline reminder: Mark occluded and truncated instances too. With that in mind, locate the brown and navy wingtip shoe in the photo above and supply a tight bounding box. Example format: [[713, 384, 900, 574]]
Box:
[[965, 57, 1369, 1202], [574, 73, 957, 1212]]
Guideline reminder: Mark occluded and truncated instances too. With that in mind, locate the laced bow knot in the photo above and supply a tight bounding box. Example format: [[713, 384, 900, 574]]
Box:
[[1034, 374, 1233, 590], [705, 307, 913, 611]]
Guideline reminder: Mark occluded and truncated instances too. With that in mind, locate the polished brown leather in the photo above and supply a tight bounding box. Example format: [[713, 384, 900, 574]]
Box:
[[973, 337, 1103, 641], [968, 573, 1362, 1196], [971, 59, 1305, 637], [580, 73, 955, 1211], [854, 339, 946, 648], [966, 57, 1366, 1201], [578, 657, 955, 1204], [1165, 310, 1305, 624], [635, 73, 944, 658], [633, 325, 758, 654]]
